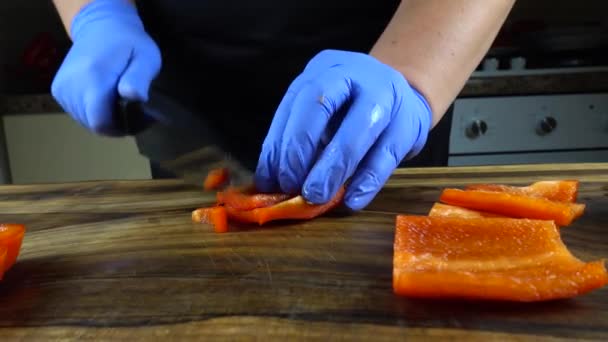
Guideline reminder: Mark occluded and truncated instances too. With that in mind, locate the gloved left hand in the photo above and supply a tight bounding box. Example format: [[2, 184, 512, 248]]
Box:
[[255, 49, 432, 211]]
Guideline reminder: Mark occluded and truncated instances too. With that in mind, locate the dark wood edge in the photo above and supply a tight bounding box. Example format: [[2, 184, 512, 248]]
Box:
[[460, 71, 608, 97]]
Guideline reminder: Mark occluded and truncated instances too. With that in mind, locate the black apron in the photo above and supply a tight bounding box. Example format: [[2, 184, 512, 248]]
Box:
[[134, 0, 452, 177]]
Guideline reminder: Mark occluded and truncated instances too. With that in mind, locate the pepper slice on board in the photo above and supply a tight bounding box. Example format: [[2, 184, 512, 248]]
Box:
[[439, 188, 585, 226], [217, 188, 292, 211], [393, 215, 608, 302], [428, 202, 504, 218], [203, 167, 230, 191], [192, 207, 228, 233], [194, 169, 345, 231], [0, 223, 26, 272], [465, 180, 579, 203], [225, 186, 346, 226]]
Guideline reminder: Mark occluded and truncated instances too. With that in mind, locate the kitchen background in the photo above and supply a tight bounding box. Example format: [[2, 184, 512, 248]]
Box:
[[0, 0, 607, 184]]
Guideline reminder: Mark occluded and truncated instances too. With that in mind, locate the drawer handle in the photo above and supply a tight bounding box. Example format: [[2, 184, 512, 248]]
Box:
[[536, 116, 557, 136], [466, 119, 488, 139]]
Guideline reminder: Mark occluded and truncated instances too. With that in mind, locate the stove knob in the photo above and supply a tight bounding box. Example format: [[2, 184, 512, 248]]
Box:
[[466, 119, 488, 139], [536, 116, 557, 135]]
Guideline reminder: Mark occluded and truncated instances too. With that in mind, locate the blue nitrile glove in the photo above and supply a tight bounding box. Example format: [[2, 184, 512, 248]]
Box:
[[51, 0, 161, 136], [255, 49, 432, 211]]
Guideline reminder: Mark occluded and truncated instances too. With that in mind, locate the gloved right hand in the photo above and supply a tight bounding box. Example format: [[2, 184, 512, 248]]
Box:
[[51, 0, 161, 136]]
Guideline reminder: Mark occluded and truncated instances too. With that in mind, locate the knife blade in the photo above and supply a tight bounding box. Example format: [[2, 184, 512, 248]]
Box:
[[114, 91, 253, 188]]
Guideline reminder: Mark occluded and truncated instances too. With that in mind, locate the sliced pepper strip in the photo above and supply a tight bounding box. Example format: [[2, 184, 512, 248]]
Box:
[[465, 180, 579, 203], [393, 215, 608, 302], [192, 206, 229, 233], [439, 188, 585, 226], [203, 167, 230, 191], [428, 202, 504, 219], [225, 186, 346, 225], [0, 223, 26, 272], [217, 188, 292, 210]]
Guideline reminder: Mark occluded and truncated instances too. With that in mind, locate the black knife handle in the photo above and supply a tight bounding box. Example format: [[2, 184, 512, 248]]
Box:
[[113, 98, 154, 135]]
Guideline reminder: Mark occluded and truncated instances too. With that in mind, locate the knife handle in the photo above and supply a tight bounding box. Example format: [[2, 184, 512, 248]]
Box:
[[114, 97, 154, 135]]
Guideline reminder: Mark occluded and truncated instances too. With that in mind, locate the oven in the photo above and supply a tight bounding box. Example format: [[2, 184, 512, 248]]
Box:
[[448, 87, 608, 166]]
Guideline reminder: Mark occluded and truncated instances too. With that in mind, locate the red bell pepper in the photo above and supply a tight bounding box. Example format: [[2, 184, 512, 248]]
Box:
[[465, 179, 579, 203], [393, 215, 608, 301], [428, 202, 504, 218], [0, 223, 26, 272], [224, 187, 346, 225], [203, 167, 230, 191], [216, 187, 292, 211], [439, 188, 585, 226], [192, 206, 228, 233], [194, 167, 346, 231]]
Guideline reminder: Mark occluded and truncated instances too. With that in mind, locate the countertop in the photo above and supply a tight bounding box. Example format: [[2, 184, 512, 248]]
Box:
[[0, 163, 606, 340], [2, 70, 608, 115]]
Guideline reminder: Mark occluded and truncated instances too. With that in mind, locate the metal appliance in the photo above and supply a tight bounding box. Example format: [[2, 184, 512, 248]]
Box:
[[448, 21, 608, 166], [449, 90, 608, 166]]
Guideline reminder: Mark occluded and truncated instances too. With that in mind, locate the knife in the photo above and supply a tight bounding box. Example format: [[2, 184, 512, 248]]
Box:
[[113, 91, 253, 188]]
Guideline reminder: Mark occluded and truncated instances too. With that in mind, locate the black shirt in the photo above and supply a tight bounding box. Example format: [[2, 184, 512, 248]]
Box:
[[136, 1, 400, 110], [134, 1, 404, 168]]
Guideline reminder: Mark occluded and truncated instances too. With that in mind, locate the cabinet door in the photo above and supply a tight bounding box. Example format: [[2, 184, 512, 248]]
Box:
[[3, 113, 152, 184]]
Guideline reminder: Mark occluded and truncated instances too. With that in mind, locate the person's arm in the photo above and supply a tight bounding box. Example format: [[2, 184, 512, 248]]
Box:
[[370, 0, 516, 127], [53, 0, 135, 37], [252, 0, 517, 211]]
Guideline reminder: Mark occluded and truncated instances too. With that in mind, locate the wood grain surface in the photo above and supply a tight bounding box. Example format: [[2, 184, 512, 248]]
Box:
[[0, 163, 606, 341]]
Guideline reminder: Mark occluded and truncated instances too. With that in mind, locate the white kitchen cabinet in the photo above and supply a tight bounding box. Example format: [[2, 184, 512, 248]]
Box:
[[2, 113, 151, 184]]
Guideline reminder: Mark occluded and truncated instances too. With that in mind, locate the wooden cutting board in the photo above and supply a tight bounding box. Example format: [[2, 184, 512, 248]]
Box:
[[0, 163, 606, 341]]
